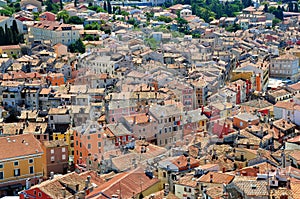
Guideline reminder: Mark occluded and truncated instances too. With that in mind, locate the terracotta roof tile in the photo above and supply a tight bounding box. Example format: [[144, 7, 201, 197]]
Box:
[[198, 172, 234, 184], [87, 167, 160, 199], [0, 134, 43, 160]]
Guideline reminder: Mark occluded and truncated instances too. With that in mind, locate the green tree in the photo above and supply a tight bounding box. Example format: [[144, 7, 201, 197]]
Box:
[[272, 18, 281, 26], [263, 4, 268, 12], [69, 39, 85, 53], [242, 0, 252, 8], [60, 0, 63, 10], [103, 1, 107, 11], [157, 16, 173, 23], [145, 11, 154, 21], [57, 10, 70, 23], [68, 16, 83, 24], [0, 9, 13, 16], [84, 22, 101, 30], [145, 38, 158, 50], [107, 0, 112, 14], [225, 23, 241, 32], [11, 20, 19, 44], [127, 18, 138, 26], [0, 27, 5, 45], [45, 0, 60, 14], [88, 5, 107, 13], [13, 3, 21, 12]]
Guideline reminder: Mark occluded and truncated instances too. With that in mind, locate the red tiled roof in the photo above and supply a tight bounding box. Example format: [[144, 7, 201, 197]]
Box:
[[32, 20, 77, 31], [87, 167, 160, 199], [171, 155, 200, 171], [288, 82, 300, 91], [274, 101, 295, 110], [199, 171, 235, 184], [0, 45, 21, 50], [0, 134, 43, 160]]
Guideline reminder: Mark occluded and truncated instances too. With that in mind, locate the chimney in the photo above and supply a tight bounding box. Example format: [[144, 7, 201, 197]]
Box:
[[50, 171, 54, 180], [222, 167, 226, 173], [25, 178, 31, 190], [287, 178, 291, 189], [87, 175, 91, 184], [61, 187, 66, 198], [85, 179, 89, 188], [133, 116, 136, 124]]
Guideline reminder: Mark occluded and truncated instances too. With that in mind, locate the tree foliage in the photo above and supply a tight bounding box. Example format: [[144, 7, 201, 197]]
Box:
[[45, 0, 60, 14], [0, 20, 24, 45], [84, 22, 101, 30], [88, 5, 107, 13], [156, 16, 173, 23], [69, 39, 85, 53], [225, 23, 241, 32], [168, 0, 244, 22], [68, 16, 83, 24], [107, 0, 112, 14]]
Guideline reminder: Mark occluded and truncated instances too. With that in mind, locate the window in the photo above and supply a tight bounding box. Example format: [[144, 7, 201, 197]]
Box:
[[50, 116, 53, 120], [240, 121, 243, 127], [51, 156, 55, 162], [98, 134, 101, 138], [14, 169, 20, 177], [14, 161, 19, 166], [29, 166, 34, 174], [98, 142, 101, 147], [38, 192, 42, 197], [29, 159, 34, 164], [87, 136, 90, 140], [62, 154, 66, 160], [0, 171, 3, 179], [88, 144, 91, 149], [50, 149, 54, 154], [0, 164, 3, 169], [76, 141, 78, 146], [62, 147, 66, 153]]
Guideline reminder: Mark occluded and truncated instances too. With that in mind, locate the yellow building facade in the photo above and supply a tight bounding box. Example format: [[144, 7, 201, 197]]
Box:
[[0, 45, 21, 58], [53, 129, 74, 161], [0, 134, 43, 195], [0, 155, 43, 184]]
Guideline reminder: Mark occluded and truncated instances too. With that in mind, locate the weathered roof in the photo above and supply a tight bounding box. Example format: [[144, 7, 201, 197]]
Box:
[[0, 134, 43, 160]]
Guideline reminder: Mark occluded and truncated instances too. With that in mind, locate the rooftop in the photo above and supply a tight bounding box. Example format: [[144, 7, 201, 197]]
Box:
[[0, 134, 43, 160]]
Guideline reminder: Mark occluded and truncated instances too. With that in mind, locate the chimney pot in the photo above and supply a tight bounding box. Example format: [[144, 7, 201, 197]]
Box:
[[210, 173, 213, 183]]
